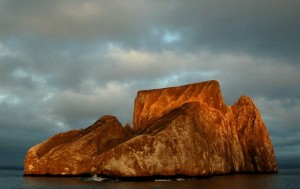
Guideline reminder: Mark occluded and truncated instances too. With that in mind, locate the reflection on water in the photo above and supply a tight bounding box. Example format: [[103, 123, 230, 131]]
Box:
[[23, 176, 88, 188], [23, 173, 282, 189], [1, 169, 297, 189], [18, 169, 300, 189]]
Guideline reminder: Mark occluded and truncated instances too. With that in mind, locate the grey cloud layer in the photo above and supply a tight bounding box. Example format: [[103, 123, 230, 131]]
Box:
[[1, 1, 299, 57], [0, 0, 299, 168]]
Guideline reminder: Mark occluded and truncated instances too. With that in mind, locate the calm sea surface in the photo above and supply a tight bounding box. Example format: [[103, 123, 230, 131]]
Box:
[[0, 169, 299, 189]]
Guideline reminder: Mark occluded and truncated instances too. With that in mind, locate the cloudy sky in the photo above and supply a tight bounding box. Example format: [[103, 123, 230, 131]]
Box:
[[0, 0, 299, 168]]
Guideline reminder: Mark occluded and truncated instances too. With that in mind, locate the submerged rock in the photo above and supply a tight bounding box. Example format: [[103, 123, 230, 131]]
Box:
[[24, 80, 277, 177]]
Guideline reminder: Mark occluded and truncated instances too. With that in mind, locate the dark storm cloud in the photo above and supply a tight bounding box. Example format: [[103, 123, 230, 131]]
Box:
[[0, 0, 299, 167], [172, 1, 300, 56], [1, 0, 299, 58], [0, 0, 160, 46]]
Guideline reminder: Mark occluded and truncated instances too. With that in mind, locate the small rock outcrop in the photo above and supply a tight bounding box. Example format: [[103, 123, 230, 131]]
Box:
[[24, 80, 277, 177]]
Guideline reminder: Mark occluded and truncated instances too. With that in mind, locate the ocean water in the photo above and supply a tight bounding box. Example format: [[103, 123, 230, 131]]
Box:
[[0, 169, 299, 189]]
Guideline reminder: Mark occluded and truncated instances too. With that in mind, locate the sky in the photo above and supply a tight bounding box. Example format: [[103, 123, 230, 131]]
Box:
[[0, 0, 299, 169]]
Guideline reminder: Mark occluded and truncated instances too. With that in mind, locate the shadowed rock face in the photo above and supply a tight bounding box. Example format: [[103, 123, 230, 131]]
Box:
[[24, 80, 277, 176]]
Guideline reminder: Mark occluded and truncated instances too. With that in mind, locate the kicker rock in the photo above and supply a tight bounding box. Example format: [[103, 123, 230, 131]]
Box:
[[24, 80, 277, 176]]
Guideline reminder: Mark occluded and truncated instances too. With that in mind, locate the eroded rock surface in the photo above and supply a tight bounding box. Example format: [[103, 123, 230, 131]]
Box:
[[24, 115, 133, 175], [24, 80, 277, 177]]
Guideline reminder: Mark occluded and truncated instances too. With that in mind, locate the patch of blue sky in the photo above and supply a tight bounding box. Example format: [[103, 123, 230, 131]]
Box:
[[163, 32, 180, 43], [0, 94, 22, 105]]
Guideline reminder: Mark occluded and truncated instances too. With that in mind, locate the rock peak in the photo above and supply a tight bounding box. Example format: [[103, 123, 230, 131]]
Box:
[[138, 80, 220, 93], [133, 80, 224, 131], [237, 95, 254, 104], [232, 95, 257, 111], [95, 115, 119, 124]]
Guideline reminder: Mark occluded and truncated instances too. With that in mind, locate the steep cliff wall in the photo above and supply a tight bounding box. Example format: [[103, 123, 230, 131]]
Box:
[[132, 80, 225, 132], [24, 80, 277, 177]]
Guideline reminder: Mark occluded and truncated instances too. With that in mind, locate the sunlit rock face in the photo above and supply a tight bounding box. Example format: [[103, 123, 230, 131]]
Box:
[[24, 80, 277, 177], [24, 115, 133, 175], [132, 80, 225, 132]]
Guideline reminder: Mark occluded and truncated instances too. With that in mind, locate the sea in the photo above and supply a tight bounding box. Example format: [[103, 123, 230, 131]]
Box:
[[0, 169, 299, 189]]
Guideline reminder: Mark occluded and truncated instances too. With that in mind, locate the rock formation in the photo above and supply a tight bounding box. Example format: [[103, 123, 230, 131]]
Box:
[[24, 80, 278, 177]]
